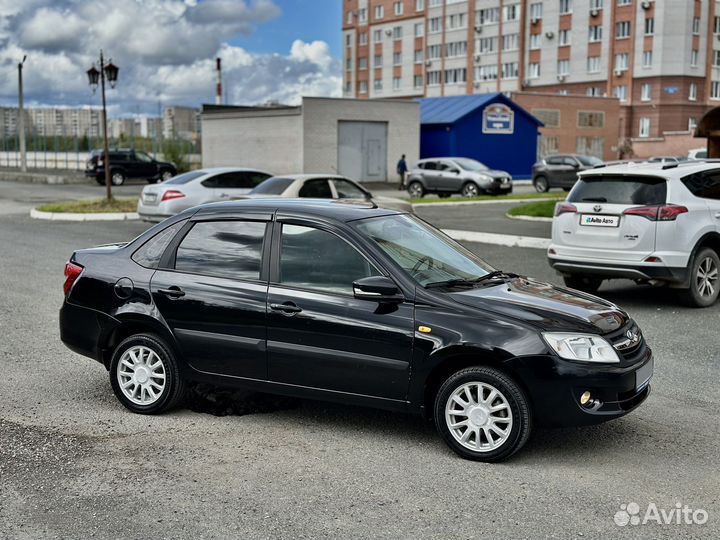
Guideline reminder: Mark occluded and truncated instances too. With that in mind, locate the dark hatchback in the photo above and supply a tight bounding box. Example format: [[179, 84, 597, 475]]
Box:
[[60, 200, 653, 461]]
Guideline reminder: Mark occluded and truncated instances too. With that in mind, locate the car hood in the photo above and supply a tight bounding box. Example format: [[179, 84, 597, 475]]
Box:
[[448, 276, 628, 334], [472, 169, 510, 178]]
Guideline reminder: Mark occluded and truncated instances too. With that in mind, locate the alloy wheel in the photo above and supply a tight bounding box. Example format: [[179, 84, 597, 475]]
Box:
[[116, 345, 166, 405], [696, 256, 718, 299], [408, 182, 424, 198], [111, 172, 125, 185], [462, 183, 479, 197], [162, 171, 173, 181], [445, 381, 513, 453]]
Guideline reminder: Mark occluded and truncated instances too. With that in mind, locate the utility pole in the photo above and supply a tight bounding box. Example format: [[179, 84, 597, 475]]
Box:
[[18, 55, 27, 172]]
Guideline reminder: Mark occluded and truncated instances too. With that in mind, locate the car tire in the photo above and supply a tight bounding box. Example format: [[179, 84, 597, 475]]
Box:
[[533, 176, 549, 193], [461, 182, 480, 198], [434, 366, 532, 462], [110, 170, 125, 186], [109, 333, 186, 414], [408, 181, 425, 198], [563, 275, 602, 294], [682, 248, 720, 307], [160, 170, 174, 182]]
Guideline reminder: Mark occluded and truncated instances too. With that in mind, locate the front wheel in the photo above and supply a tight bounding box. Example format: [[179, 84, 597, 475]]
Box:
[[461, 182, 480, 198], [407, 181, 425, 198], [533, 176, 549, 193], [434, 366, 532, 462], [109, 334, 186, 414], [682, 248, 720, 307], [160, 170, 174, 182], [563, 275, 602, 294]]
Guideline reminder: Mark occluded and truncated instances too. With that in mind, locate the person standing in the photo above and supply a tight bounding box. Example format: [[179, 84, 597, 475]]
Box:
[[396, 154, 408, 190]]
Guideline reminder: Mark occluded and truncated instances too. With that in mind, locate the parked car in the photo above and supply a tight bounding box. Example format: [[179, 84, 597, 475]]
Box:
[[137, 167, 273, 222], [548, 161, 720, 307], [405, 157, 512, 198], [688, 148, 708, 160], [647, 156, 690, 165], [85, 149, 177, 186], [241, 173, 413, 213], [532, 154, 604, 192], [60, 199, 652, 462]]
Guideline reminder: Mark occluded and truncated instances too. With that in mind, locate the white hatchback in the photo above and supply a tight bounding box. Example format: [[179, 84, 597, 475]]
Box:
[[548, 161, 720, 307]]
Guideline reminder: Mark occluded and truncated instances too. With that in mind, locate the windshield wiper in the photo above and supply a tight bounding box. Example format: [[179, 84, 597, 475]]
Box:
[[474, 270, 518, 283], [424, 278, 477, 289], [581, 197, 608, 202]]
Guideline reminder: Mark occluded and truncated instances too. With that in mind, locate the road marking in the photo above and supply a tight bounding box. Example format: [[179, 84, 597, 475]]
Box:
[[30, 208, 139, 221], [443, 229, 551, 250]]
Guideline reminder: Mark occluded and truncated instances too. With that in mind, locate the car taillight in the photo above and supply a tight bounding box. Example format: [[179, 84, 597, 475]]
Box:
[[63, 262, 83, 297], [161, 190, 185, 202], [623, 204, 688, 221], [555, 202, 577, 216]]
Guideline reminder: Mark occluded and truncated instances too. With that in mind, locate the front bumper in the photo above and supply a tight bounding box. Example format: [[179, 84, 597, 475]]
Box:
[[504, 348, 653, 428]]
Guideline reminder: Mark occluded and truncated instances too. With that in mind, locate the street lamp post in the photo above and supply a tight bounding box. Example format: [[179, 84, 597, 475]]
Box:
[[18, 55, 27, 173], [87, 51, 119, 201]]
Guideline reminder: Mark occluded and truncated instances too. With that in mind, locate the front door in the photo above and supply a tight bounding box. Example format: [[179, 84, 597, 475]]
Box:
[[131, 151, 158, 179], [266, 220, 414, 401], [151, 218, 270, 379]]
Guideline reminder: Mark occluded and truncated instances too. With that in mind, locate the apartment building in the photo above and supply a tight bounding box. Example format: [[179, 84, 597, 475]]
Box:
[[0, 107, 102, 138], [343, 0, 719, 140], [162, 106, 201, 141]]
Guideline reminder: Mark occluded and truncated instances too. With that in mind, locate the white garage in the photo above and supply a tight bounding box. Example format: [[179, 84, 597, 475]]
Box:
[[201, 97, 419, 183]]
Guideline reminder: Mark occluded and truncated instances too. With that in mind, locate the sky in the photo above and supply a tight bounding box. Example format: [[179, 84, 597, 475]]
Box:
[[0, 0, 343, 117]]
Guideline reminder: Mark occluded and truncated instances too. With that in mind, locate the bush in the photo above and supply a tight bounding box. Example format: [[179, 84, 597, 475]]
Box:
[[161, 140, 191, 173]]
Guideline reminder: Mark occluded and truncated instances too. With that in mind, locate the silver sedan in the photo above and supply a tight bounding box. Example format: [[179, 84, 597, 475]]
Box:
[[137, 167, 272, 222], [240, 174, 414, 213]]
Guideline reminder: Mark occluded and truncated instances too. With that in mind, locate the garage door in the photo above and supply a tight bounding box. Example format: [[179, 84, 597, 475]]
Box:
[[337, 121, 388, 182]]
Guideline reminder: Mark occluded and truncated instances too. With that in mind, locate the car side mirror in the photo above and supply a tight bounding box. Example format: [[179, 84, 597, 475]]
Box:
[[353, 276, 403, 303]]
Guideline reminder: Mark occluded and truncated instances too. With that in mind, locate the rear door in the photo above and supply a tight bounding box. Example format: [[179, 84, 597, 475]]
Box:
[[150, 216, 270, 379], [545, 156, 573, 187], [554, 175, 667, 262], [682, 169, 720, 229], [561, 156, 581, 187], [436, 160, 463, 192]]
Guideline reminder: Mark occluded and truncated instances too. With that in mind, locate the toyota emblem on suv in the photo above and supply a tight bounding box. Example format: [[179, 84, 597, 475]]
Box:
[[593, 204, 603, 213]]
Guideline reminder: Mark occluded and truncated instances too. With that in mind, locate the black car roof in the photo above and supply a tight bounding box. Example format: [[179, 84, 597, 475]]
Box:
[[191, 199, 403, 223]]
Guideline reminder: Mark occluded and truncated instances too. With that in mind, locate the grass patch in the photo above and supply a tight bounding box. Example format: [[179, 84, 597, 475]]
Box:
[[37, 198, 138, 214], [507, 200, 558, 218], [411, 192, 565, 204]]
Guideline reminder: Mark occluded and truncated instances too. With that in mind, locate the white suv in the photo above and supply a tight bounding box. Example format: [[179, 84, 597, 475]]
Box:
[[548, 161, 720, 307]]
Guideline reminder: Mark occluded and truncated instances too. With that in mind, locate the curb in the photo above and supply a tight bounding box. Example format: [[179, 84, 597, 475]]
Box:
[[413, 196, 562, 208], [443, 229, 551, 250], [505, 213, 554, 222], [30, 207, 139, 221]]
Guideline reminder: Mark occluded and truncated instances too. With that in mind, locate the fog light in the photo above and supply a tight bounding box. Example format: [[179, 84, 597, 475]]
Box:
[[580, 391, 592, 406]]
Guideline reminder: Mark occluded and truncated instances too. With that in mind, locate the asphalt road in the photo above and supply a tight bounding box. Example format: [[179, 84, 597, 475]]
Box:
[[0, 180, 718, 539]]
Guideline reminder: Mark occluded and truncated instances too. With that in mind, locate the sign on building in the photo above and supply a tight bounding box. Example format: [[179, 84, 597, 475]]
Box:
[[482, 103, 515, 134]]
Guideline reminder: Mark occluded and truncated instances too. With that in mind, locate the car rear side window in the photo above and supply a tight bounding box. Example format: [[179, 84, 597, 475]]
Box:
[[132, 221, 186, 269], [682, 170, 720, 200], [298, 179, 332, 198], [164, 171, 205, 185], [174, 221, 267, 280], [568, 175, 667, 205], [250, 177, 294, 195]]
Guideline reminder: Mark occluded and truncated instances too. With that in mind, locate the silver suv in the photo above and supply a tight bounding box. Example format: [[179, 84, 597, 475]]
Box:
[[548, 161, 720, 307], [406, 157, 512, 198]]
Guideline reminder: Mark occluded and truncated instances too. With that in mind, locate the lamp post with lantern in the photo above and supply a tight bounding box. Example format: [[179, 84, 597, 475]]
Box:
[[86, 52, 119, 201]]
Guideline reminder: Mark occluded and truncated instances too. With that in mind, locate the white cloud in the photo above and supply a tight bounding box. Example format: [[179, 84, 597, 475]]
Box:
[[0, 0, 342, 114]]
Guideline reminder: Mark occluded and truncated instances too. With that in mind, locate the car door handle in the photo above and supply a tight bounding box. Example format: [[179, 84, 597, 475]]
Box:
[[270, 302, 302, 314], [219, 193, 230, 198], [157, 287, 185, 298]]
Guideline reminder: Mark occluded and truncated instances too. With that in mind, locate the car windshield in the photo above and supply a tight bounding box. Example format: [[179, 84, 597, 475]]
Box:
[[354, 214, 493, 287], [163, 171, 205, 185], [250, 177, 294, 195], [452, 158, 489, 172], [569, 175, 667, 205], [576, 155, 603, 167]]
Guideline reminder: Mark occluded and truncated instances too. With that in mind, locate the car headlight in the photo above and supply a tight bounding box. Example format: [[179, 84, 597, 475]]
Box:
[[542, 333, 620, 363]]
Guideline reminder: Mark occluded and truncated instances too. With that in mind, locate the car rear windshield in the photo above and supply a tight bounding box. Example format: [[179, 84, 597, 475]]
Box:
[[163, 171, 206, 185], [568, 175, 667, 205], [250, 177, 294, 195]]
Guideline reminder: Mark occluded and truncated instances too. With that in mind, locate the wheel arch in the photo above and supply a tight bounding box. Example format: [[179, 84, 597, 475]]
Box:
[[100, 314, 180, 370], [682, 232, 720, 287]]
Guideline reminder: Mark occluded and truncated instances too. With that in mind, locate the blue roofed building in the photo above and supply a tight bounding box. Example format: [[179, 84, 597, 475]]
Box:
[[419, 93, 543, 180]]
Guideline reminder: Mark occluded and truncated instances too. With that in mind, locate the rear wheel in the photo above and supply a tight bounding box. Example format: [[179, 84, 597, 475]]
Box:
[[563, 275, 602, 294], [408, 181, 425, 198], [109, 334, 185, 414], [533, 175, 549, 193], [461, 182, 480, 198], [110, 170, 125, 186], [434, 366, 532, 462], [682, 248, 719, 307], [160, 170, 174, 182]]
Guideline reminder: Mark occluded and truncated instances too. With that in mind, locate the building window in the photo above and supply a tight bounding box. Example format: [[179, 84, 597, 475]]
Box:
[[447, 41, 468, 57], [374, 29, 382, 42], [691, 49, 698, 67], [447, 13, 466, 29], [641, 83, 652, 101], [347, 11, 353, 24], [616, 21, 631, 39], [358, 57, 368, 70], [590, 0, 604, 9], [359, 81, 368, 94], [587, 56, 601, 73], [712, 81, 720, 100], [477, 37, 497, 53], [358, 8, 367, 23], [416, 0, 424, 11], [645, 17, 654, 35], [359, 32, 368, 46], [615, 53, 629, 71], [414, 23, 424, 37], [374, 54, 382, 68], [414, 74, 423, 88], [530, 33, 541, 49], [688, 117, 697, 131], [586, 87, 601, 96], [344, 80, 352, 94], [558, 59, 570, 76], [427, 71, 441, 85], [617, 0, 632, 5], [530, 2, 543, 21], [414, 49, 424, 64], [589, 25, 603, 42], [692, 16, 700, 35], [502, 62, 518, 79], [576, 137, 605, 159], [715, 16, 720, 33], [429, 16, 442, 33], [393, 77, 401, 90], [559, 29, 571, 46], [529, 63, 541, 79], [375, 5, 384, 19], [560, 0, 572, 15], [394, 1, 404, 16], [503, 4, 519, 21], [393, 26, 403, 40], [427, 44, 442, 59], [502, 34, 519, 51], [578, 111, 605, 128], [643, 50, 653, 68], [374, 79, 383, 91], [540, 136, 560, 157], [689, 82, 698, 101], [444, 68, 467, 84], [533, 109, 560, 127], [475, 65, 498, 80], [429, 0, 442, 5], [614, 85, 628, 102], [393, 52, 402, 65], [346, 57, 352, 71], [477, 8, 500, 25], [639, 117, 650, 138], [713, 50, 720, 67], [346, 34, 352, 47]]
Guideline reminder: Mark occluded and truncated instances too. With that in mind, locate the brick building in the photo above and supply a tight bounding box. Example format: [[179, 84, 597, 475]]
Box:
[[342, 0, 719, 141]]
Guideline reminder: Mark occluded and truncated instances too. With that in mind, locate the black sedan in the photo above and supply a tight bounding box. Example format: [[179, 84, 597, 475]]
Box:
[[60, 200, 652, 462]]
